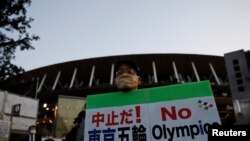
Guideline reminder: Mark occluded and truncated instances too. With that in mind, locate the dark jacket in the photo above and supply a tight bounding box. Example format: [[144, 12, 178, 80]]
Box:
[[44, 139, 55, 141], [65, 111, 85, 141], [22, 134, 42, 141], [65, 125, 79, 141]]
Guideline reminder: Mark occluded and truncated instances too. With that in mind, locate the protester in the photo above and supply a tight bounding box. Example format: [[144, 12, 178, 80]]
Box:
[[65, 110, 86, 141], [82, 60, 141, 140], [73, 60, 140, 141], [114, 60, 141, 91], [75, 103, 86, 141]]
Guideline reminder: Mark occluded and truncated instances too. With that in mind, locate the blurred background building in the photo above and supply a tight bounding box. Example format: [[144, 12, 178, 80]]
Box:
[[1, 49, 249, 138], [224, 49, 250, 124]]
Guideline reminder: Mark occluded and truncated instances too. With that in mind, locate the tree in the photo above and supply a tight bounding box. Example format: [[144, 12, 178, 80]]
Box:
[[0, 0, 39, 81]]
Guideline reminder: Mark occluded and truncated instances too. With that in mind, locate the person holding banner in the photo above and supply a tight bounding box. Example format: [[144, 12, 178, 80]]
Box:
[[82, 61, 140, 140], [22, 125, 42, 141], [114, 60, 141, 92]]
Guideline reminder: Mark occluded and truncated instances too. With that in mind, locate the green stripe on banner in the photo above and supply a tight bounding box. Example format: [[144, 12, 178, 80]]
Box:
[[86, 81, 212, 109], [86, 89, 147, 109], [147, 80, 212, 103]]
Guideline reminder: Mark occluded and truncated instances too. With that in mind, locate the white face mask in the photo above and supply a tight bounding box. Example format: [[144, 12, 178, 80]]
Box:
[[30, 130, 36, 134], [115, 73, 140, 91]]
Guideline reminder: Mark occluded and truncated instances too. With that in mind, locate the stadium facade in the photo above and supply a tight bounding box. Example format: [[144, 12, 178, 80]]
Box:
[[3, 50, 250, 135]]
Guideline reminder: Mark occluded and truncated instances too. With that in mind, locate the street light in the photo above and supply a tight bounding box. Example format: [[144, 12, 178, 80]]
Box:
[[43, 103, 47, 108]]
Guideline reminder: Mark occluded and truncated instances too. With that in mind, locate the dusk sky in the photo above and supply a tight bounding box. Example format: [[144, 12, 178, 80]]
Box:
[[13, 0, 250, 71]]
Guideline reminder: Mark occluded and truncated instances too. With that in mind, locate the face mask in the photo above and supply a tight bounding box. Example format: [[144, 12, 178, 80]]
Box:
[[115, 74, 140, 91], [30, 130, 36, 134]]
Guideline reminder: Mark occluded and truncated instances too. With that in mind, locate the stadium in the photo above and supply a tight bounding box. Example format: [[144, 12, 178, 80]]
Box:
[[3, 50, 250, 137]]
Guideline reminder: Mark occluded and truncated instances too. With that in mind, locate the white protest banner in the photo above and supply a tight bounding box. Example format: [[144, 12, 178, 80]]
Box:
[[85, 81, 221, 141]]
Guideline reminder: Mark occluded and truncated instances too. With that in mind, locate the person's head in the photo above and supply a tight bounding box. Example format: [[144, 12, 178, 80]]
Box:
[[62, 134, 67, 140], [28, 125, 36, 134], [47, 132, 54, 139], [114, 60, 141, 91], [73, 111, 86, 125]]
